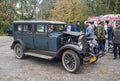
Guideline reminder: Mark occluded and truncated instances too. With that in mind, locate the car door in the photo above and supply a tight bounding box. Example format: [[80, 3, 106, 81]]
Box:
[[22, 24, 34, 49], [34, 23, 49, 50]]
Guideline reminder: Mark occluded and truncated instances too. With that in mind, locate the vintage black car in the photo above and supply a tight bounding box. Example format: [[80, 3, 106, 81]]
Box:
[[11, 20, 97, 73]]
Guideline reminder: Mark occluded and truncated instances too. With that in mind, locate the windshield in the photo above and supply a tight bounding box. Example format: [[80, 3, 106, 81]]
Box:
[[47, 24, 65, 33]]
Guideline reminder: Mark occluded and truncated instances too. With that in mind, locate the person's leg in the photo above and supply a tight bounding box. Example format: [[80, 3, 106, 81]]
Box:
[[118, 44, 120, 58], [104, 39, 106, 51], [108, 40, 110, 47], [103, 39, 105, 47], [97, 40, 101, 52], [113, 43, 117, 59], [98, 40, 106, 57], [103, 39, 106, 48], [101, 40, 105, 52]]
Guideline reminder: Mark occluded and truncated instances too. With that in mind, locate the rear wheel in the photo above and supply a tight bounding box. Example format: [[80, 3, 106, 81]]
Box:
[[14, 43, 25, 59], [62, 50, 80, 73], [108, 47, 114, 54]]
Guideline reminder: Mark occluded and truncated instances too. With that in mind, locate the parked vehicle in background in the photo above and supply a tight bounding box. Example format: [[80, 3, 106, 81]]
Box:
[[6, 27, 13, 36], [11, 20, 98, 73]]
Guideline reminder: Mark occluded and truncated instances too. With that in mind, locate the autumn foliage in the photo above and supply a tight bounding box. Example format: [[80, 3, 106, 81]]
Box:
[[0, 0, 120, 34]]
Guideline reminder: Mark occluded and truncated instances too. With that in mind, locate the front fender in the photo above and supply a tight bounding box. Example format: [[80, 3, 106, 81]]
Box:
[[11, 39, 26, 51], [55, 44, 84, 58]]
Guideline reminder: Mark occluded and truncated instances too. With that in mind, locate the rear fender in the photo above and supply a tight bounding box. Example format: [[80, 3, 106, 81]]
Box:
[[11, 39, 26, 51]]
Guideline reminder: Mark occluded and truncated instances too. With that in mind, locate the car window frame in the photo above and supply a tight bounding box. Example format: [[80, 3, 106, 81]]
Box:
[[47, 24, 65, 33], [34, 23, 47, 36], [13, 23, 22, 33], [22, 24, 33, 34]]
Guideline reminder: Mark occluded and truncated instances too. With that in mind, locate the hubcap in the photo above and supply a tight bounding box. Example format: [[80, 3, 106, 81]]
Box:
[[16, 46, 22, 57], [64, 54, 75, 70]]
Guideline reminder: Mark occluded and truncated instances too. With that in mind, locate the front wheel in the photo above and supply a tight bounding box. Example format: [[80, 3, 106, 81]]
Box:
[[62, 50, 80, 73], [14, 43, 25, 59]]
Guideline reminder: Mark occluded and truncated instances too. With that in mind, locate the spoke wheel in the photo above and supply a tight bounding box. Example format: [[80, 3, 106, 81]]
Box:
[[62, 50, 80, 73], [14, 43, 25, 59]]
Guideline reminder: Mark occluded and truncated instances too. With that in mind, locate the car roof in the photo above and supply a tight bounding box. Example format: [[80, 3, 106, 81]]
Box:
[[13, 20, 66, 24]]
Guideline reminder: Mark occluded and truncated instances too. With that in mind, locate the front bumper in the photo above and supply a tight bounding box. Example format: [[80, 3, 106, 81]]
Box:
[[83, 53, 97, 64], [90, 56, 97, 63]]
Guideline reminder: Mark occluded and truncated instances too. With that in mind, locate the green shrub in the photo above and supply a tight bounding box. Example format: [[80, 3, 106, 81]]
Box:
[[0, 21, 11, 35]]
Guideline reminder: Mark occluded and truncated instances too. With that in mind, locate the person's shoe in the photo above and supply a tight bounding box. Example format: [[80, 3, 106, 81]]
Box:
[[98, 52, 106, 58], [102, 52, 106, 56], [113, 57, 117, 60], [99, 51, 102, 54]]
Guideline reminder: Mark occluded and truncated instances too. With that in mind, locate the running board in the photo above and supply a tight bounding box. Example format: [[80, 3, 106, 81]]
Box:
[[25, 52, 54, 60]]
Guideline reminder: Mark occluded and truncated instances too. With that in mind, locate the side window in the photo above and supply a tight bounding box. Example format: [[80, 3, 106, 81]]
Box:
[[14, 24, 22, 32], [36, 24, 46, 33], [23, 24, 32, 34], [47, 24, 53, 33]]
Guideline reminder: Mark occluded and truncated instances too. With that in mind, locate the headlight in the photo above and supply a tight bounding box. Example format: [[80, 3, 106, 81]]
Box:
[[88, 41, 93, 47], [78, 42, 83, 50], [89, 42, 93, 47], [79, 44, 83, 49]]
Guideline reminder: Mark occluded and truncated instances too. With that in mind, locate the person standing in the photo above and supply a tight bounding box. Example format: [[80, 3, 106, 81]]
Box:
[[83, 21, 88, 33], [85, 22, 95, 41], [107, 23, 113, 47], [95, 22, 106, 54], [71, 21, 81, 32], [64, 24, 71, 32], [103, 22, 108, 49], [110, 24, 120, 59]]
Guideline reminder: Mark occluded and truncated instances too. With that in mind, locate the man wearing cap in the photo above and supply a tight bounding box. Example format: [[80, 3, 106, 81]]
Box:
[[110, 24, 120, 59]]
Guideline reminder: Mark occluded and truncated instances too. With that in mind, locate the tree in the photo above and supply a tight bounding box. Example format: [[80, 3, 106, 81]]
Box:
[[81, 0, 120, 16], [35, 0, 56, 20], [50, 0, 91, 23], [0, 0, 15, 34], [14, 0, 43, 20]]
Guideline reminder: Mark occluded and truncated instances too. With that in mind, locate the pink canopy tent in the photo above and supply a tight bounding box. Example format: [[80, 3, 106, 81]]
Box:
[[88, 14, 120, 21], [99, 17, 110, 21], [110, 17, 120, 20], [87, 17, 100, 21]]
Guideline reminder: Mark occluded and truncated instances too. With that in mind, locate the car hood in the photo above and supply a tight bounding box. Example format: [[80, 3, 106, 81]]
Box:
[[63, 32, 84, 36]]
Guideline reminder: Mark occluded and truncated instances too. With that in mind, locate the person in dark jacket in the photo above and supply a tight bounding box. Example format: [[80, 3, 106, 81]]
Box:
[[110, 24, 120, 59], [71, 21, 81, 32], [107, 24, 113, 47]]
